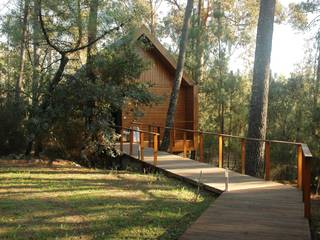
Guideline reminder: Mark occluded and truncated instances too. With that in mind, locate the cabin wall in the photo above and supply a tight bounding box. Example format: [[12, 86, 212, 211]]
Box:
[[122, 47, 195, 139]]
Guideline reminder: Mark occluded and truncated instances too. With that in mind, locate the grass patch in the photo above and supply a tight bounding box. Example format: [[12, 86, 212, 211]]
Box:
[[0, 160, 215, 239]]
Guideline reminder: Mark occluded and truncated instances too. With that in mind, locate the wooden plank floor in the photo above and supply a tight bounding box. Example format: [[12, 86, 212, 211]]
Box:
[[121, 143, 311, 240]]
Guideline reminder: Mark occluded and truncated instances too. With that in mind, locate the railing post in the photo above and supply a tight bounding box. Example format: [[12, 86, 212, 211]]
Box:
[[218, 135, 223, 168], [199, 132, 204, 162], [241, 139, 246, 174], [303, 156, 311, 219], [265, 141, 270, 181], [120, 128, 123, 152], [129, 128, 133, 155], [170, 129, 174, 153], [153, 133, 158, 165], [157, 126, 161, 145], [297, 145, 303, 189], [193, 132, 197, 151], [148, 125, 152, 147], [183, 132, 187, 158], [140, 132, 144, 161]]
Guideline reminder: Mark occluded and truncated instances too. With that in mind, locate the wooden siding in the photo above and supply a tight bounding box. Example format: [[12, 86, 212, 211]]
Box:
[[122, 45, 196, 139]]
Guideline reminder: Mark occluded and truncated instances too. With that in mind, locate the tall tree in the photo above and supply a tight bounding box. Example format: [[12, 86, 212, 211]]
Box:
[[160, 0, 194, 151], [31, 0, 41, 109], [15, 0, 29, 101], [246, 0, 276, 176], [85, 0, 99, 136]]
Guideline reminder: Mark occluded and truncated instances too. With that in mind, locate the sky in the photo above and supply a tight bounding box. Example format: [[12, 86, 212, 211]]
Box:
[[0, 0, 311, 77], [270, 0, 308, 76]]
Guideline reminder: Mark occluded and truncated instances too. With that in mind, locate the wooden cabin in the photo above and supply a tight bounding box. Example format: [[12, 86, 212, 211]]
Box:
[[119, 27, 198, 151]]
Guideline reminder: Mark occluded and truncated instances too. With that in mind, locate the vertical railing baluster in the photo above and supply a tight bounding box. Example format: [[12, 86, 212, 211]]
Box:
[[140, 132, 144, 161], [241, 139, 246, 174], [265, 141, 270, 181], [157, 126, 161, 145], [303, 155, 311, 218], [153, 132, 158, 165], [148, 125, 152, 147], [199, 132, 204, 162], [219, 135, 223, 168], [183, 132, 187, 158], [120, 127, 123, 152], [170, 129, 174, 153], [297, 145, 303, 189], [129, 128, 133, 155]]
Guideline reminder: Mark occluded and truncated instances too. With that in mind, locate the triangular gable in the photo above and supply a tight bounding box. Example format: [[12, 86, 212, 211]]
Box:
[[134, 26, 194, 87]]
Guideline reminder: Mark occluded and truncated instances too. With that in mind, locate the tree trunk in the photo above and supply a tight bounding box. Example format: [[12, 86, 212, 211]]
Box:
[[160, 0, 194, 151], [85, 0, 99, 137], [312, 48, 320, 136], [217, 5, 224, 134], [246, 0, 275, 177], [194, 0, 204, 85], [15, 0, 29, 101], [32, 1, 41, 108], [148, 0, 156, 35]]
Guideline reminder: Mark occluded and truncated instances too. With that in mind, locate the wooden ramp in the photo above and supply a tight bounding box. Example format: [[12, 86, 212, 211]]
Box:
[[121, 143, 311, 240]]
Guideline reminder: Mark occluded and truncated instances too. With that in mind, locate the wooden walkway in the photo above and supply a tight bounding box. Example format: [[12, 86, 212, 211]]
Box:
[[121, 143, 311, 240]]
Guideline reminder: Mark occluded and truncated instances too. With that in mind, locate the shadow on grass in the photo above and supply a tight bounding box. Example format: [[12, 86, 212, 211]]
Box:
[[0, 166, 215, 240]]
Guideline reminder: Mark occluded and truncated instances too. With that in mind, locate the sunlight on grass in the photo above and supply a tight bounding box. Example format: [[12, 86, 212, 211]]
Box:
[[0, 161, 215, 239]]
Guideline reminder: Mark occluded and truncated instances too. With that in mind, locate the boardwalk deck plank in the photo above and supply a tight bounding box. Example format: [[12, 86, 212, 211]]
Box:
[[121, 143, 311, 240]]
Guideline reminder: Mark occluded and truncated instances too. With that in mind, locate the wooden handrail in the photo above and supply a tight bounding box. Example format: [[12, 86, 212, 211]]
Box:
[[131, 121, 303, 145], [110, 124, 159, 165], [129, 121, 313, 219]]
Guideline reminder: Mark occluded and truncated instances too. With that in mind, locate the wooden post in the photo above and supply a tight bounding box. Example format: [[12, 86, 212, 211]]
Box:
[[169, 129, 174, 153], [303, 156, 311, 219], [218, 135, 223, 168], [120, 128, 123, 152], [148, 125, 152, 147], [140, 132, 144, 161], [297, 145, 303, 189], [129, 128, 133, 155], [183, 132, 187, 158], [199, 132, 204, 162], [212, 136, 214, 166], [265, 141, 270, 181], [157, 126, 161, 145], [153, 133, 158, 165], [193, 132, 198, 151], [241, 139, 246, 174]]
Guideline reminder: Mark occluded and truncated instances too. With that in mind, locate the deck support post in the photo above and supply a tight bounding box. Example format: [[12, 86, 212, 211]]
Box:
[[129, 128, 133, 155], [183, 132, 187, 158], [297, 145, 303, 189], [218, 135, 223, 168], [241, 139, 246, 174], [153, 132, 158, 165], [199, 132, 204, 162], [140, 132, 144, 161], [265, 141, 271, 181]]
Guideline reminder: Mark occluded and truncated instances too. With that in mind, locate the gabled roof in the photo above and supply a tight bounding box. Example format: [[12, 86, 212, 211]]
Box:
[[134, 26, 194, 86]]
